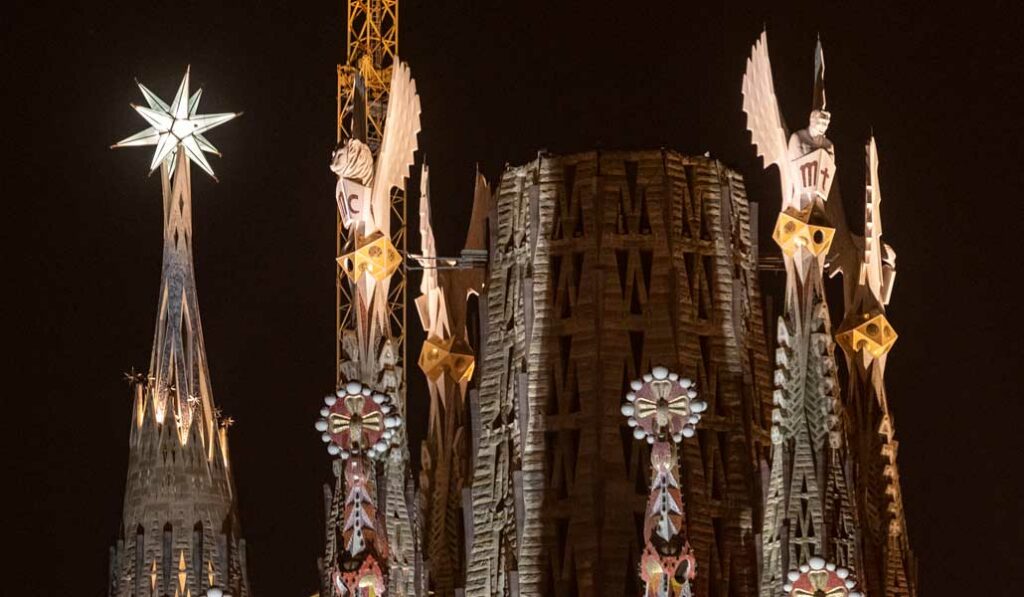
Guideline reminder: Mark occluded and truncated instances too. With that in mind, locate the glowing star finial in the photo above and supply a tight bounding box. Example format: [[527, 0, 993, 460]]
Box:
[[113, 67, 239, 179]]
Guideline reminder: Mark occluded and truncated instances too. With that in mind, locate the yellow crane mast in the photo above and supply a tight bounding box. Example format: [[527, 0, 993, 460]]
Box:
[[335, 0, 406, 389]]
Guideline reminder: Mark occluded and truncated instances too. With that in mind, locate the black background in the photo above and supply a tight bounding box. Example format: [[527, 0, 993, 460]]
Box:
[[7, 1, 1024, 595]]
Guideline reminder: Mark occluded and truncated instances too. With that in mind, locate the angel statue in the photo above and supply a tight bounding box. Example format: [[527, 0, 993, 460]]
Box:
[[743, 32, 838, 281], [329, 61, 422, 366], [331, 62, 421, 241]]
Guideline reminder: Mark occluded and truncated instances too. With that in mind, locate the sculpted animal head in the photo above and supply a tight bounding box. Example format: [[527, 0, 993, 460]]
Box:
[[330, 137, 375, 186]]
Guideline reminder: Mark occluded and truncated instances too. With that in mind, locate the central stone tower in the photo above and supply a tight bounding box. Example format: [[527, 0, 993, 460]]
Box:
[[463, 149, 775, 596]]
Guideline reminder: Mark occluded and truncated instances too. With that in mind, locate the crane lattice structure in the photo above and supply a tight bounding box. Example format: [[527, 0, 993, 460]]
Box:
[[328, 2, 420, 595], [336, 0, 406, 388]]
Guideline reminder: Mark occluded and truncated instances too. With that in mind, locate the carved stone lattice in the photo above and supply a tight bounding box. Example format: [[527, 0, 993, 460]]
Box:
[[464, 150, 774, 597]]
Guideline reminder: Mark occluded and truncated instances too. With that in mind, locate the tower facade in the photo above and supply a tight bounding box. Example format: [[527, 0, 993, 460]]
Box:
[[463, 150, 774, 597], [742, 33, 862, 595], [414, 166, 489, 596], [832, 138, 917, 596], [108, 156, 249, 597], [109, 72, 247, 597]]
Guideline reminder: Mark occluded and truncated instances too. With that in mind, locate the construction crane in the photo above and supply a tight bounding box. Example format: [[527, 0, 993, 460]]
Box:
[[326, 2, 420, 595], [335, 0, 406, 388]]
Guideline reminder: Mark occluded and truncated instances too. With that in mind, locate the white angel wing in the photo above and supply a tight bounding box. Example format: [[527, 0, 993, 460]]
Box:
[[742, 31, 792, 204], [417, 162, 437, 294], [369, 61, 422, 237], [864, 136, 892, 303], [866, 136, 882, 244]]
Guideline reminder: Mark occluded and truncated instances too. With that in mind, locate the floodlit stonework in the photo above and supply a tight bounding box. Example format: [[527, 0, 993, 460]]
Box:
[[463, 150, 774, 597], [97, 7, 922, 597], [109, 71, 249, 597]]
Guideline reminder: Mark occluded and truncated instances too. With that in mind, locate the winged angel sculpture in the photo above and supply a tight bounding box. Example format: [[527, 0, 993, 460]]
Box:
[[743, 31, 836, 209], [331, 62, 421, 239], [329, 62, 422, 355], [324, 61, 422, 596], [743, 32, 839, 282]]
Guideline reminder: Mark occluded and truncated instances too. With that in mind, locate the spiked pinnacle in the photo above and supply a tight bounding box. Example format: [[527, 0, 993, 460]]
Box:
[[113, 67, 239, 178]]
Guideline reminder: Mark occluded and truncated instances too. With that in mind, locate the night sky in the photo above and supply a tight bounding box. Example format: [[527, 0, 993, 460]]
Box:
[[8, 1, 1024, 595]]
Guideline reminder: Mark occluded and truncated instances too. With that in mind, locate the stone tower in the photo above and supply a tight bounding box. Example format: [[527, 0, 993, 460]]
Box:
[[108, 73, 249, 596], [832, 137, 917, 596], [463, 150, 774, 596], [414, 165, 488, 596], [742, 33, 862, 595]]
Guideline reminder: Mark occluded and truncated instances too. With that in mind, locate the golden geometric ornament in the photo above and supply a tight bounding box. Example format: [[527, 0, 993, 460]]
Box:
[[419, 335, 476, 383], [772, 209, 835, 257], [836, 312, 898, 359], [337, 231, 402, 282], [177, 550, 187, 593]]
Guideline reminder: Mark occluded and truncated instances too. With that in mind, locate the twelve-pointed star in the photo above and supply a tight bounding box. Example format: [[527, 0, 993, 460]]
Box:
[[113, 67, 238, 178]]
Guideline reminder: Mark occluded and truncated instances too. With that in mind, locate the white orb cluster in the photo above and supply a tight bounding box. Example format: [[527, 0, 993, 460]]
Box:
[[781, 556, 860, 597], [622, 365, 707, 444], [316, 380, 403, 461]]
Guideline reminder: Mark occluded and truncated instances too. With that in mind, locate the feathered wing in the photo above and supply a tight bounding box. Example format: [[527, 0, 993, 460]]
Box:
[[417, 162, 438, 295], [370, 61, 422, 237], [414, 161, 438, 334], [867, 136, 882, 243], [742, 31, 792, 204], [865, 135, 891, 303]]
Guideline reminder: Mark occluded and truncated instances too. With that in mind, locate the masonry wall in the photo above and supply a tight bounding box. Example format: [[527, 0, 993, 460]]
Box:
[[109, 382, 249, 597], [465, 150, 774, 596]]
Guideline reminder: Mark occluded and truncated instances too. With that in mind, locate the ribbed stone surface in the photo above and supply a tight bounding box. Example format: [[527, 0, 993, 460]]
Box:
[[464, 150, 773, 596]]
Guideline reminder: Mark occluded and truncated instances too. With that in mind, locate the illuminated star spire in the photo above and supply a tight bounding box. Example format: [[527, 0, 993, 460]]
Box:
[[113, 66, 238, 178]]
